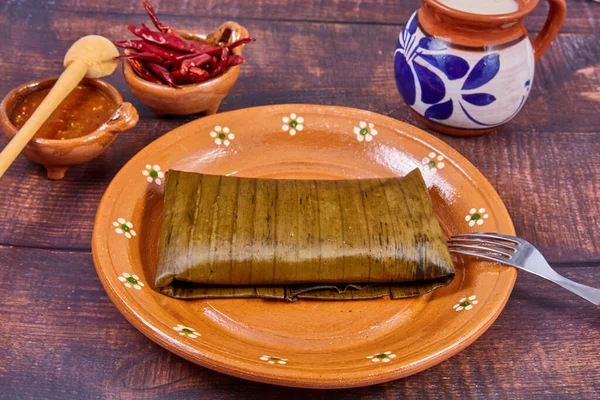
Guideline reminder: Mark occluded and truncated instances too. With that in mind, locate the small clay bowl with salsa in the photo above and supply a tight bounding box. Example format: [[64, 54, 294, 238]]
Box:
[[123, 21, 249, 116], [0, 77, 138, 179]]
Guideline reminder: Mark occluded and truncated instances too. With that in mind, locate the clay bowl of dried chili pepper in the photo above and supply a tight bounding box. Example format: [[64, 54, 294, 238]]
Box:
[[121, 21, 252, 116], [0, 77, 138, 179]]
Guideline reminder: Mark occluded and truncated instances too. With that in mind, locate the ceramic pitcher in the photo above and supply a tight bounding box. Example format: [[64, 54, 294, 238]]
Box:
[[394, 0, 566, 136]]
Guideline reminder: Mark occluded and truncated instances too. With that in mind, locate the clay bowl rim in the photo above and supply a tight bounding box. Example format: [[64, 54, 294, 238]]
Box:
[[423, 0, 539, 24], [0, 77, 124, 146], [122, 26, 248, 94]]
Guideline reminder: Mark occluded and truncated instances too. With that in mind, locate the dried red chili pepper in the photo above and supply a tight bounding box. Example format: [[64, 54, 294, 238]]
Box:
[[188, 41, 220, 54], [189, 67, 209, 76], [169, 70, 186, 84], [208, 47, 230, 77], [180, 53, 212, 74], [226, 37, 256, 51], [171, 69, 209, 84], [146, 62, 179, 88], [114, 40, 186, 59], [173, 46, 223, 62], [131, 22, 221, 54], [227, 54, 246, 67], [142, 0, 181, 38], [127, 59, 161, 84], [127, 24, 190, 52], [219, 47, 230, 68], [117, 1, 254, 88], [173, 52, 197, 62], [117, 51, 164, 64]]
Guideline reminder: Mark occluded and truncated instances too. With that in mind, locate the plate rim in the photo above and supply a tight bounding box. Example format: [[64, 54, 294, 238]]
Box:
[[92, 104, 516, 388]]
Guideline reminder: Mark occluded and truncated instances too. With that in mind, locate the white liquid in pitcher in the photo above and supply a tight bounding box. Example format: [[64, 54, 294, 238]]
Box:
[[438, 0, 519, 15]]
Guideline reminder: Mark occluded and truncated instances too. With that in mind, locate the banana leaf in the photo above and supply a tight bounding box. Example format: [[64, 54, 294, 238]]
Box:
[[155, 169, 454, 301]]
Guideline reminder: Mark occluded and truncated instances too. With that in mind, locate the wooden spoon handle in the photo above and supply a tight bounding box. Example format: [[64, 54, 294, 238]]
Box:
[[0, 60, 88, 178]]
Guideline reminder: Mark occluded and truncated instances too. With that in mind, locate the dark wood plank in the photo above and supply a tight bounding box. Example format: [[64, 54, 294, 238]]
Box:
[[1, 246, 598, 399], [1, 1, 598, 399], [1, 0, 596, 33], [0, 11, 598, 262]]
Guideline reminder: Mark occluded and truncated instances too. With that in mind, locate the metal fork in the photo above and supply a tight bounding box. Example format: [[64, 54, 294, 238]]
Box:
[[448, 232, 600, 309]]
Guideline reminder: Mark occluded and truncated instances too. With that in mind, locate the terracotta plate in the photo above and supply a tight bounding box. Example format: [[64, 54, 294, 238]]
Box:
[[92, 104, 516, 388]]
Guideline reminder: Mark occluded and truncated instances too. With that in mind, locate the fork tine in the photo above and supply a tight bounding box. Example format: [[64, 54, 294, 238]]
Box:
[[448, 243, 514, 258], [451, 232, 521, 245], [448, 249, 509, 264], [448, 237, 517, 251]]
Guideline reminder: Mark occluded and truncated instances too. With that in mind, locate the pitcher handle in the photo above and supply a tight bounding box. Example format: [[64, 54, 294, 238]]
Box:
[[532, 0, 566, 63]]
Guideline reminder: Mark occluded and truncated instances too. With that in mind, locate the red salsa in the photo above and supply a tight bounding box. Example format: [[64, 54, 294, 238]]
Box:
[[10, 85, 117, 140]]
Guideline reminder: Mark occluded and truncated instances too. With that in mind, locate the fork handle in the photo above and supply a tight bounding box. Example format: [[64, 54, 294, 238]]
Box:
[[552, 275, 600, 309]]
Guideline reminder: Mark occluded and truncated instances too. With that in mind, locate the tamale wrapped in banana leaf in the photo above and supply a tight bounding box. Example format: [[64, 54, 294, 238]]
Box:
[[155, 169, 454, 301]]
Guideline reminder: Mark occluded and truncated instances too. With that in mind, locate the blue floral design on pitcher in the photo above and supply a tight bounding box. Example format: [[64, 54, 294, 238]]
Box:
[[460, 79, 532, 127], [394, 12, 502, 125]]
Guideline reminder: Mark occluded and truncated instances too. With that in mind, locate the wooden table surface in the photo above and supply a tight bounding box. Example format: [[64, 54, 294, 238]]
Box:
[[1, 0, 598, 398]]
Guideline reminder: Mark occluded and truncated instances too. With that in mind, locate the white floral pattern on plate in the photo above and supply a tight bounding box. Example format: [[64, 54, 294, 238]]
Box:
[[422, 152, 445, 172], [142, 164, 164, 185], [118, 273, 144, 290], [453, 295, 478, 311], [353, 121, 378, 142], [260, 355, 288, 365], [465, 208, 489, 227], [113, 218, 136, 239], [367, 351, 396, 363], [282, 113, 304, 136], [210, 126, 235, 146], [174, 324, 201, 338]]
